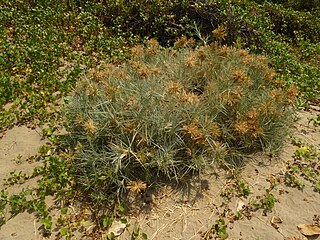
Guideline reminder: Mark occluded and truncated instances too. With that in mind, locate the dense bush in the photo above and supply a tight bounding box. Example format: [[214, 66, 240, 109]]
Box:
[[252, 0, 320, 11], [65, 40, 296, 202]]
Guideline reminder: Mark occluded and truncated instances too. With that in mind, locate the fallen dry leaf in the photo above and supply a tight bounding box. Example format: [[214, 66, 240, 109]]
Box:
[[236, 200, 245, 212], [271, 215, 282, 230], [271, 215, 282, 224], [297, 224, 320, 236], [108, 220, 127, 236]]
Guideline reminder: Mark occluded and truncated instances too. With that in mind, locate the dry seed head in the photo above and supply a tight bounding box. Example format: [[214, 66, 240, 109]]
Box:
[[213, 141, 225, 149], [218, 86, 243, 106], [264, 70, 277, 82], [88, 65, 111, 82], [86, 85, 97, 96], [196, 46, 207, 62], [174, 36, 196, 49], [131, 45, 145, 59], [240, 55, 254, 64], [285, 86, 299, 103], [256, 55, 268, 65], [237, 49, 250, 57], [104, 83, 120, 96], [136, 65, 150, 78], [256, 63, 269, 71], [126, 96, 141, 110], [88, 63, 114, 82], [185, 51, 197, 68], [83, 119, 97, 134], [231, 69, 252, 86], [174, 36, 188, 49], [209, 121, 222, 138], [270, 89, 283, 101], [246, 110, 259, 120], [234, 119, 263, 138], [273, 79, 286, 87], [130, 61, 159, 78], [255, 56, 269, 71], [126, 179, 147, 193], [180, 91, 200, 104], [183, 121, 206, 144], [75, 114, 86, 127], [248, 119, 264, 138], [251, 124, 263, 138], [212, 25, 228, 40], [187, 37, 196, 47], [149, 67, 161, 75], [234, 120, 250, 135], [113, 68, 129, 80], [127, 96, 138, 105], [218, 45, 234, 57], [146, 38, 160, 56], [185, 147, 192, 157], [259, 100, 276, 115], [166, 80, 183, 94]]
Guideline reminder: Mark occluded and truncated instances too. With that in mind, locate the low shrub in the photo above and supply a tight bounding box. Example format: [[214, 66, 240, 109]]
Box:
[[64, 39, 297, 203]]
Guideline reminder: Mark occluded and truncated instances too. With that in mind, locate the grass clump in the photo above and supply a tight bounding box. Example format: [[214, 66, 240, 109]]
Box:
[[64, 39, 296, 204]]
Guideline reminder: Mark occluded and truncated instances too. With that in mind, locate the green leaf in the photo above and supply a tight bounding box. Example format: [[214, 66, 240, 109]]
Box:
[[142, 232, 148, 240], [61, 206, 68, 215], [103, 216, 113, 228], [60, 227, 68, 236]]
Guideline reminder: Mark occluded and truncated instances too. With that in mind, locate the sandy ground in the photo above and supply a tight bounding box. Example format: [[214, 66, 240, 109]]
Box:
[[0, 108, 319, 240], [0, 126, 47, 240]]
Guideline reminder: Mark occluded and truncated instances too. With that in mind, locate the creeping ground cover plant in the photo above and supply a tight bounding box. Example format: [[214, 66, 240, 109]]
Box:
[[64, 39, 297, 205]]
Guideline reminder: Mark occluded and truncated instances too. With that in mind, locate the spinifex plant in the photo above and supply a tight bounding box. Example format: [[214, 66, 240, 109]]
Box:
[[64, 39, 297, 203]]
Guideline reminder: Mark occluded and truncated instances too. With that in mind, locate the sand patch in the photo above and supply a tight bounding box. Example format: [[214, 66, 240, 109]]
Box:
[[0, 126, 47, 183], [0, 126, 48, 239]]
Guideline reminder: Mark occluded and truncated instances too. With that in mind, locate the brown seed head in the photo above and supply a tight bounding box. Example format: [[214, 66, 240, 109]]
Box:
[[270, 89, 283, 101], [167, 80, 183, 94], [212, 25, 228, 40], [264, 70, 277, 82], [232, 69, 252, 86], [174, 36, 188, 49], [218, 45, 234, 57], [238, 49, 250, 57], [234, 121, 250, 135], [146, 38, 160, 56], [113, 68, 129, 80], [240, 55, 254, 64], [219, 86, 243, 106], [180, 91, 200, 104], [209, 121, 222, 138], [126, 179, 147, 193], [131, 45, 145, 59], [285, 86, 299, 103], [183, 121, 206, 144], [185, 51, 197, 68], [83, 119, 97, 134]]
